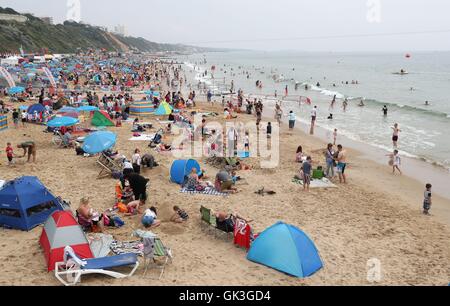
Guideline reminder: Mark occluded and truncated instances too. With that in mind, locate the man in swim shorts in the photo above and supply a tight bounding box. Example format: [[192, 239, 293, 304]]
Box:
[[17, 141, 37, 163], [336, 144, 347, 184]]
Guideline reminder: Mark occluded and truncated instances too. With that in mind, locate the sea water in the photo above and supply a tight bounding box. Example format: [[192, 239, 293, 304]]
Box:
[[180, 50, 450, 174]]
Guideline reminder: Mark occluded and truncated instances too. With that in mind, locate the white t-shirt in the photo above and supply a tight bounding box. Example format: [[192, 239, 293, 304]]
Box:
[[394, 155, 401, 166], [131, 153, 141, 165], [311, 108, 317, 118], [123, 161, 133, 169], [144, 209, 156, 219], [21, 112, 27, 119]]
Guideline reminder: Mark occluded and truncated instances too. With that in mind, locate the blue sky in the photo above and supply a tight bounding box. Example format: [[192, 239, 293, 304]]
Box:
[[1, 0, 450, 51]]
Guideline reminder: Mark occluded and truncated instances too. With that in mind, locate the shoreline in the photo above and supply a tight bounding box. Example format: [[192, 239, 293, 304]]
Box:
[[197, 97, 450, 227]]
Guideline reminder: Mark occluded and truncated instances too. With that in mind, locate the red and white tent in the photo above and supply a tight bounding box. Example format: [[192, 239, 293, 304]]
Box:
[[39, 211, 93, 271]]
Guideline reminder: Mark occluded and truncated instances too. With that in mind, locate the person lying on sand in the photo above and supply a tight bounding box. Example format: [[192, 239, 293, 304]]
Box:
[[214, 211, 253, 233], [170, 205, 189, 223]]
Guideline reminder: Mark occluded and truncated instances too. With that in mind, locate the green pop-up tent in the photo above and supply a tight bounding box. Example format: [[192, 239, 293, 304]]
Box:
[[91, 111, 114, 127]]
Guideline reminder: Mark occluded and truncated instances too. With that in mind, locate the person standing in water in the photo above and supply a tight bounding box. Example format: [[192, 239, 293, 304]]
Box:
[[382, 105, 388, 116], [342, 98, 348, 112], [391, 123, 401, 148], [285, 85, 288, 97], [310, 106, 317, 135], [330, 95, 336, 109]]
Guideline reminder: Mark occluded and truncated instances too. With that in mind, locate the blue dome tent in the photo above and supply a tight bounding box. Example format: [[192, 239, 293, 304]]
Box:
[[247, 222, 323, 278], [27, 103, 46, 114], [170, 160, 201, 185], [0, 176, 65, 231]]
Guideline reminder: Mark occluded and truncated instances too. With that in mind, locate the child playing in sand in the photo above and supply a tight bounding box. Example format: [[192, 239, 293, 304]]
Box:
[[142, 207, 161, 229], [5, 142, 14, 165], [170, 205, 189, 223], [423, 184, 432, 215]]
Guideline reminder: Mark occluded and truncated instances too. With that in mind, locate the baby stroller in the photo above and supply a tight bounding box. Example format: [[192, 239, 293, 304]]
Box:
[[148, 129, 164, 148]]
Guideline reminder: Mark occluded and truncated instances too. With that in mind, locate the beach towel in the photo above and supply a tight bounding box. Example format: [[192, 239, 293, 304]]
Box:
[[180, 187, 229, 197], [132, 229, 158, 240], [88, 233, 114, 258], [292, 177, 337, 188], [128, 134, 155, 141], [110, 240, 143, 256]]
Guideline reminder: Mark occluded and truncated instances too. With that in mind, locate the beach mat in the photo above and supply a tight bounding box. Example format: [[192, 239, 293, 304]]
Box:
[[180, 187, 229, 197], [88, 233, 114, 258], [292, 177, 337, 188], [128, 134, 155, 141]]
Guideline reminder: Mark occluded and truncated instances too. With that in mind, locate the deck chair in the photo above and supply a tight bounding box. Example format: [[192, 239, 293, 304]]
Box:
[[55, 246, 139, 286], [148, 128, 164, 148], [142, 237, 173, 279], [97, 152, 124, 179], [200, 206, 217, 234]]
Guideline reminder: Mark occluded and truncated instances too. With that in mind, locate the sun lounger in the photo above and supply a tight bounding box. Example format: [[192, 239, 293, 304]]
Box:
[[55, 246, 139, 286], [142, 237, 173, 279]]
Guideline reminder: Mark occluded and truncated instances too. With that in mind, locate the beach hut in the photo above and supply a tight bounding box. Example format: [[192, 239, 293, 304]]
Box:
[[0, 177, 65, 231], [170, 159, 201, 185], [91, 110, 114, 127], [154, 102, 173, 116], [247, 222, 323, 278], [130, 101, 154, 117], [0, 115, 7, 132], [39, 211, 94, 271]]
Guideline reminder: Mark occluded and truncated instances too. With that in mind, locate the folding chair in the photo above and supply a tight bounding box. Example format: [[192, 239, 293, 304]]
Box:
[[55, 246, 139, 286], [96, 152, 124, 179], [142, 237, 173, 279], [200, 206, 216, 234]]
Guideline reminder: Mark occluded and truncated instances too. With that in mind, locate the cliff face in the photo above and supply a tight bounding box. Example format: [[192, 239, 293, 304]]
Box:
[[0, 7, 210, 54]]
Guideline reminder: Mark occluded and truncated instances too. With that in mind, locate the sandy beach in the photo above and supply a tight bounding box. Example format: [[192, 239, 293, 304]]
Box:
[[1, 97, 449, 286]]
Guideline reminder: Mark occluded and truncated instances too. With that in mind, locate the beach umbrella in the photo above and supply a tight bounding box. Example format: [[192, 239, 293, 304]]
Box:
[[77, 105, 99, 112], [8, 86, 25, 95], [58, 106, 79, 113], [57, 111, 79, 119], [82, 131, 117, 154], [47, 116, 79, 128]]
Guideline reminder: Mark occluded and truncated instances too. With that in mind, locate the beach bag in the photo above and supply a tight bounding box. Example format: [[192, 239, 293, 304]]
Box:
[[112, 216, 125, 227], [312, 169, 324, 179]]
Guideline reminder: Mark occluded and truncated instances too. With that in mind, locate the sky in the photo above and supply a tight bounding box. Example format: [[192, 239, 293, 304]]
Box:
[[1, 0, 450, 52]]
